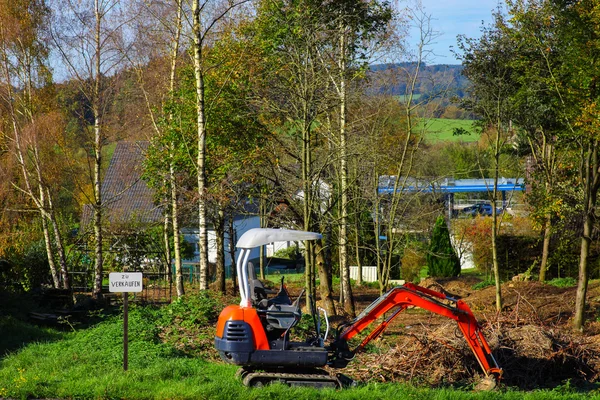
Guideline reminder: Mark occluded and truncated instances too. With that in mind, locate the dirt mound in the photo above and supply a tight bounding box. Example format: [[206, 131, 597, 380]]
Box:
[[344, 279, 600, 389], [493, 323, 599, 388], [419, 276, 482, 299], [345, 319, 599, 389]]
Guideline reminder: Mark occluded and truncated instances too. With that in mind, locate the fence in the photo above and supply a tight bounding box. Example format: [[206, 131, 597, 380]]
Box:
[[69, 261, 303, 305], [69, 270, 174, 305], [349, 266, 378, 283]]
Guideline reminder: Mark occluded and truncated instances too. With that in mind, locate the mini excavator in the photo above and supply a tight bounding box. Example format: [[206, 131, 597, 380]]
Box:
[[215, 228, 502, 388]]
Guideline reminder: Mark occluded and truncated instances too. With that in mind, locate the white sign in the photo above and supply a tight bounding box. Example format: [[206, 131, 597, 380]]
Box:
[[109, 272, 143, 293]]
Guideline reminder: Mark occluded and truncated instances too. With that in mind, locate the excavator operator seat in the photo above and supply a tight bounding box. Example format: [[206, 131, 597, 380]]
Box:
[[247, 261, 276, 306], [257, 277, 302, 333], [264, 303, 301, 330]]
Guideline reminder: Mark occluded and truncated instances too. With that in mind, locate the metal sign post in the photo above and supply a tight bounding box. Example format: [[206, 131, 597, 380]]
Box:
[[109, 272, 143, 371]]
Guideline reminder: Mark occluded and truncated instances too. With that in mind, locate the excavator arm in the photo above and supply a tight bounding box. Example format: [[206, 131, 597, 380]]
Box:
[[329, 283, 502, 382]]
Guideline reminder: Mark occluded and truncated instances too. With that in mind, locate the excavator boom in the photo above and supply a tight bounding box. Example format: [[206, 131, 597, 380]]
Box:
[[330, 283, 502, 381]]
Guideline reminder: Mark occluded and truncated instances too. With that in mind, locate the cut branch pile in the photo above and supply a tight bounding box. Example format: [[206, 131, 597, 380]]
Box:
[[346, 313, 600, 389]]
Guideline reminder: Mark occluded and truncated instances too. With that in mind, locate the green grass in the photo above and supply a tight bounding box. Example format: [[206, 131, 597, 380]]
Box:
[[264, 271, 305, 286], [2, 293, 599, 399], [546, 277, 577, 288], [3, 329, 598, 400], [420, 118, 479, 142]]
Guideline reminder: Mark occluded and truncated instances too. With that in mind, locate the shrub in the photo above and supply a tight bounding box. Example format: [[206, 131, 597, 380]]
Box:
[[161, 291, 221, 328], [401, 246, 426, 283], [472, 279, 496, 290], [273, 245, 301, 260], [3, 240, 51, 291]]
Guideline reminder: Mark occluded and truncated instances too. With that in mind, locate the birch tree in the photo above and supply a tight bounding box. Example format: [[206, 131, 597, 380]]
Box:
[[318, 0, 392, 316], [129, 0, 188, 296], [189, 0, 251, 290], [0, 0, 70, 289]]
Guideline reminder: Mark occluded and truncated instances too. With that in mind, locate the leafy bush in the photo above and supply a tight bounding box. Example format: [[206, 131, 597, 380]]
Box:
[[161, 292, 221, 328], [3, 240, 51, 291], [401, 246, 426, 283], [272, 245, 301, 260]]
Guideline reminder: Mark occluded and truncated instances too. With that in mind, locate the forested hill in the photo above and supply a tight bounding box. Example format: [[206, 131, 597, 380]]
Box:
[[369, 63, 469, 98]]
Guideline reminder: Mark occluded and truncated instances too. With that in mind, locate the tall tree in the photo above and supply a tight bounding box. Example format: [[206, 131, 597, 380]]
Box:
[[367, 3, 437, 294], [130, 0, 188, 296], [249, 0, 338, 314], [552, 0, 600, 332], [458, 11, 519, 312], [0, 0, 70, 289], [189, 0, 249, 290], [318, 0, 392, 316], [505, 0, 571, 283]]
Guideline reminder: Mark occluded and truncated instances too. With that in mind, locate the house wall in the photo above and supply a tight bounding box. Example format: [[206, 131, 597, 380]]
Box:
[[180, 215, 261, 276]]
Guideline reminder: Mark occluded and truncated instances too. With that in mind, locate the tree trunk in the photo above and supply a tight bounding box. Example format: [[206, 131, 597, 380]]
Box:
[[92, 115, 103, 300], [302, 114, 315, 311], [574, 141, 599, 331], [47, 193, 70, 289], [537, 138, 554, 283], [259, 192, 267, 279], [315, 239, 335, 316], [215, 208, 226, 293], [41, 213, 60, 288], [305, 240, 315, 313], [171, 160, 184, 296], [163, 205, 172, 283], [574, 212, 592, 332], [92, 0, 104, 300], [192, 0, 210, 291], [354, 213, 363, 286], [491, 117, 503, 312], [227, 215, 237, 294], [166, 0, 183, 294], [539, 213, 552, 282], [337, 24, 354, 317], [374, 171, 384, 295]]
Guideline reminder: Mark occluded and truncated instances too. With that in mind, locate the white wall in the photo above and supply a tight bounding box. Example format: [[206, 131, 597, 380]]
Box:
[[450, 233, 475, 270], [180, 214, 261, 268]]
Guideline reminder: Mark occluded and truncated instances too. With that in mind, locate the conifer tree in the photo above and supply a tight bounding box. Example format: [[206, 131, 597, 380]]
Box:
[[427, 216, 460, 277]]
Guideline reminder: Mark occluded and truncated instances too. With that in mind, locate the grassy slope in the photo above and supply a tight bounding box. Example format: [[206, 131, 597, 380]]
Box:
[[421, 118, 480, 143], [0, 290, 596, 400]]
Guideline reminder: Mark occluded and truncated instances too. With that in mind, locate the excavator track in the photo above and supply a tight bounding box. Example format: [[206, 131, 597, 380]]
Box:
[[239, 368, 348, 388]]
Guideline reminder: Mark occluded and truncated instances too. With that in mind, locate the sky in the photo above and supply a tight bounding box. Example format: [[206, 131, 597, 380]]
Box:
[[409, 0, 503, 65]]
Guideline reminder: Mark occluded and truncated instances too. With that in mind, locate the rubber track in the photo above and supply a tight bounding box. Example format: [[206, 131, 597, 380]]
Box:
[[242, 371, 341, 388]]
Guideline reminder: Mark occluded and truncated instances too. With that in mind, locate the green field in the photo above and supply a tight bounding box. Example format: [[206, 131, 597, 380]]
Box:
[[420, 118, 480, 142]]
